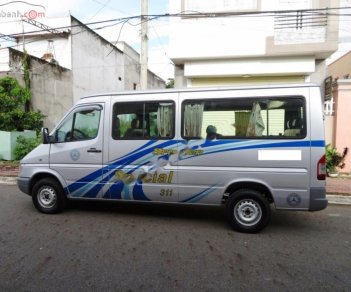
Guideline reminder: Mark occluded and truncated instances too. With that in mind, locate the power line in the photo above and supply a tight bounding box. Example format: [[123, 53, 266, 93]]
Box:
[[90, 0, 131, 16], [0, 32, 15, 42], [106, 18, 129, 56], [1, 6, 351, 64], [1, 6, 351, 40], [87, 0, 112, 22], [21, 17, 68, 35]]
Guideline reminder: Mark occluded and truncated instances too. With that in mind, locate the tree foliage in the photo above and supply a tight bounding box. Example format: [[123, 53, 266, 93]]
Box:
[[0, 76, 44, 133], [165, 78, 174, 89]]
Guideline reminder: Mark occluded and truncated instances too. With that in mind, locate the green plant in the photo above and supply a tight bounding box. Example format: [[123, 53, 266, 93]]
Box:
[[0, 76, 45, 133], [326, 144, 348, 173], [165, 78, 174, 89], [13, 135, 41, 160]]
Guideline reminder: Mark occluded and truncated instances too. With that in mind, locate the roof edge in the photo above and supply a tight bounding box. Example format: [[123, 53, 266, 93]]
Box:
[[80, 83, 319, 99]]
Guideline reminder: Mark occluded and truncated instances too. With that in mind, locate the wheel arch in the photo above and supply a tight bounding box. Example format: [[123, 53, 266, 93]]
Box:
[[29, 171, 67, 196], [222, 180, 274, 205]]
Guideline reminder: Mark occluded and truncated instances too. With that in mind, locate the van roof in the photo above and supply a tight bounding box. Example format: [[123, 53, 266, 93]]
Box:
[[80, 83, 319, 99]]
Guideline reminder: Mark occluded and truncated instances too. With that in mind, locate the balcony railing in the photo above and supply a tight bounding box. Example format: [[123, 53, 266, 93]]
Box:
[[274, 11, 328, 44], [274, 11, 328, 30]]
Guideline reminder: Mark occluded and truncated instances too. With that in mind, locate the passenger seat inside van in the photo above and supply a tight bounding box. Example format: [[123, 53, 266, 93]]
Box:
[[124, 119, 143, 137], [284, 118, 302, 137]]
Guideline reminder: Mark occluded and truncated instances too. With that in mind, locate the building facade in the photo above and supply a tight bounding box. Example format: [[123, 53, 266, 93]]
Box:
[[325, 51, 351, 172], [169, 0, 339, 88], [0, 16, 165, 129]]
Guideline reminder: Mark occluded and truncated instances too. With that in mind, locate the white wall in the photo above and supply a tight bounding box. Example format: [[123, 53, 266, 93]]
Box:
[[13, 17, 72, 69], [118, 42, 141, 90], [118, 41, 165, 90], [8, 49, 73, 130], [184, 57, 315, 77], [16, 36, 71, 69], [71, 18, 124, 101], [71, 19, 164, 99], [169, 0, 338, 87], [0, 50, 10, 72], [169, 0, 335, 62], [169, 14, 271, 61]]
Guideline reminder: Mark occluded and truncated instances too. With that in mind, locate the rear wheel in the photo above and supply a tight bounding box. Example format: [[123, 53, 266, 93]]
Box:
[[32, 178, 66, 214], [226, 189, 271, 233]]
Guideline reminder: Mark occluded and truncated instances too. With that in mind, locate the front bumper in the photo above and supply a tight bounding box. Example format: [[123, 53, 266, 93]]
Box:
[[17, 177, 30, 196], [309, 187, 328, 211]]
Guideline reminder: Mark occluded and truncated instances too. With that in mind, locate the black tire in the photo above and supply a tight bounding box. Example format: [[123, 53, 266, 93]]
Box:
[[226, 189, 271, 233], [32, 178, 67, 214]]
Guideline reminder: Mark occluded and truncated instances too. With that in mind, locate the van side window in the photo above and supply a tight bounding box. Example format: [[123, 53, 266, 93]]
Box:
[[182, 97, 305, 139], [112, 101, 174, 139], [56, 108, 101, 143]]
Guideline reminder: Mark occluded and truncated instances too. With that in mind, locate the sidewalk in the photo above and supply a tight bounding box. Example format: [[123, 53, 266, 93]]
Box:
[[325, 176, 351, 205], [0, 163, 19, 185], [326, 176, 351, 195], [0, 163, 350, 205]]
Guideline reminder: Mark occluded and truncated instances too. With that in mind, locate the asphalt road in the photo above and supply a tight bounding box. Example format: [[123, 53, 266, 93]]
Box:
[[0, 185, 350, 291]]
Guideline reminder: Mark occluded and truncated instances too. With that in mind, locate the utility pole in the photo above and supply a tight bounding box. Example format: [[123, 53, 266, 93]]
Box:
[[140, 0, 148, 90]]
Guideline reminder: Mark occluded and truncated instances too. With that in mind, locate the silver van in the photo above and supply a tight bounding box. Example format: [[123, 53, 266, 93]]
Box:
[[18, 84, 327, 233]]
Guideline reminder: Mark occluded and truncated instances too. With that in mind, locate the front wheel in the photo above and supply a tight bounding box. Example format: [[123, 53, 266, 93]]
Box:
[[32, 178, 66, 214], [226, 189, 271, 233]]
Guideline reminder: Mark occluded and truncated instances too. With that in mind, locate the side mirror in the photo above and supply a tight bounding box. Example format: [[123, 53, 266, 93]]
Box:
[[42, 128, 54, 144]]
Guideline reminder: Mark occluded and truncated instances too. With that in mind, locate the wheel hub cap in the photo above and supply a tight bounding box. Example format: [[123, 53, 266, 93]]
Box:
[[38, 186, 57, 208], [234, 199, 262, 227]]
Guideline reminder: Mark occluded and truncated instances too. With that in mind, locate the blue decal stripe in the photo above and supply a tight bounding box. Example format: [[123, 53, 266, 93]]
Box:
[[67, 140, 180, 197], [66, 139, 325, 198], [132, 180, 150, 201], [180, 140, 325, 161], [311, 140, 325, 147], [110, 140, 179, 166], [182, 185, 217, 203]]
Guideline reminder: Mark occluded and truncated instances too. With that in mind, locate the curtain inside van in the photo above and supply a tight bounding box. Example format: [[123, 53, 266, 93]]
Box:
[[157, 104, 173, 137], [184, 103, 204, 137], [246, 102, 265, 136]]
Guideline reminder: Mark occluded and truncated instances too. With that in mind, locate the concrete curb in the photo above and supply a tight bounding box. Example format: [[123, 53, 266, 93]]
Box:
[[1, 176, 350, 205], [0, 176, 17, 185], [326, 195, 351, 205]]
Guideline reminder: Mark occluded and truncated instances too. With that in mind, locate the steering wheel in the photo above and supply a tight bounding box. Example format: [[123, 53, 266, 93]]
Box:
[[65, 129, 88, 141]]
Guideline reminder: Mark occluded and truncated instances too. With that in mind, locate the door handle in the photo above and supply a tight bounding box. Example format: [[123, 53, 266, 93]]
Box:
[[87, 148, 102, 153]]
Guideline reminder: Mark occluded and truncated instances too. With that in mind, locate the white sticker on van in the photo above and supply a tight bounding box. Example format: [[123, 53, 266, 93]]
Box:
[[258, 150, 301, 161]]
